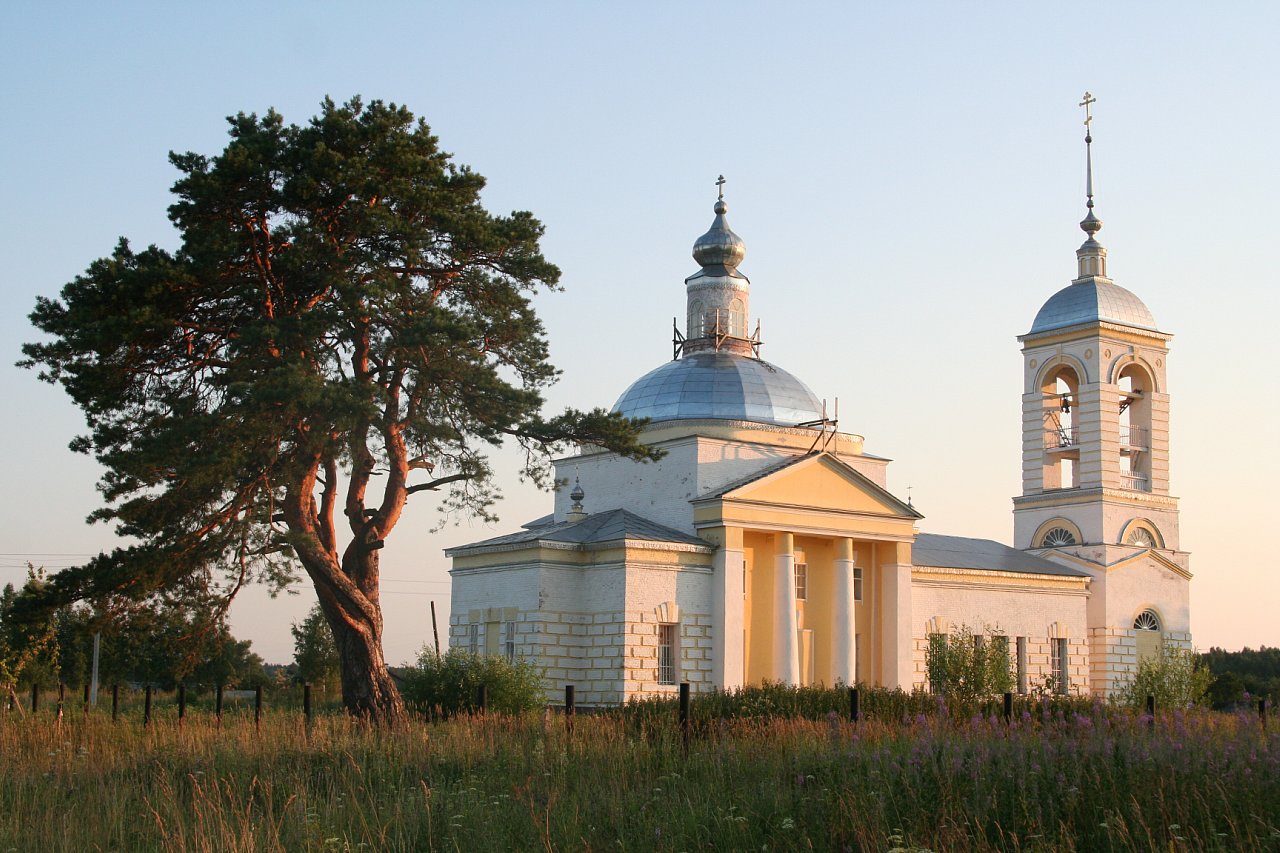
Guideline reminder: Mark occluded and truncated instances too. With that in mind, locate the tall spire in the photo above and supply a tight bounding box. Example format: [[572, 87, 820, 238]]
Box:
[[1075, 91, 1107, 279]]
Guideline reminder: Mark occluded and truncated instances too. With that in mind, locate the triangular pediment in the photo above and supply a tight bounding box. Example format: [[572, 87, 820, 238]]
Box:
[[711, 452, 920, 519], [1040, 547, 1192, 580]]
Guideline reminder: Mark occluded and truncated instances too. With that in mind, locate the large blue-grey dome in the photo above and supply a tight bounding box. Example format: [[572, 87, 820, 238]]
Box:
[[613, 351, 823, 426], [1029, 279, 1157, 334]]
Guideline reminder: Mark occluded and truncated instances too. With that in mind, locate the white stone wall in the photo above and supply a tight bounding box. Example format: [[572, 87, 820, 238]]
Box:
[[555, 434, 892, 535], [911, 574, 1091, 694], [450, 553, 714, 706]]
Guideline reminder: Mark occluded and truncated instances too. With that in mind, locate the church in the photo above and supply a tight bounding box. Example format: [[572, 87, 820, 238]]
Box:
[[446, 104, 1191, 705]]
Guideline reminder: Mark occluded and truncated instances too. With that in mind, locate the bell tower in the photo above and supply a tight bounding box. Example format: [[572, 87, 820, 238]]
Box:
[[1013, 94, 1190, 694], [1013, 94, 1182, 556]]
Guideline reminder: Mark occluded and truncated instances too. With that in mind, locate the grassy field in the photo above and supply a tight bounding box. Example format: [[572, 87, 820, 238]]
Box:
[[0, 699, 1277, 852]]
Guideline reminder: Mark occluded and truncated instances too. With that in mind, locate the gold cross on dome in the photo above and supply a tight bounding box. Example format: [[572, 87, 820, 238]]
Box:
[[715, 174, 726, 200], [1079, 92, 1096, 130]]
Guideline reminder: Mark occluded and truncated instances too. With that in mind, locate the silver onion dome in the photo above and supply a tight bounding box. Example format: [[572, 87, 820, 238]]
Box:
[[613, 351, 823, 426], [691, 199, 746, 270], [1030, 279, 1157, 334]]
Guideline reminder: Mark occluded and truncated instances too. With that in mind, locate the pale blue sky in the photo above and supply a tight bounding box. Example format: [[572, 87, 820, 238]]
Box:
[[2, 3, 1277, 663]]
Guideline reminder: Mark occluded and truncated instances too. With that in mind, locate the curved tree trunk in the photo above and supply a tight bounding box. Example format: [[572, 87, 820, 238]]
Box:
[[328, 601, 404, 723], [309, 545, 404, 722]]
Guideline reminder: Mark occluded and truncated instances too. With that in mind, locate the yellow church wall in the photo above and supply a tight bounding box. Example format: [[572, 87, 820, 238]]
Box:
[[743, 530, 777, 684], [739, 531, 885, 688], [795, 536, 835, 686]]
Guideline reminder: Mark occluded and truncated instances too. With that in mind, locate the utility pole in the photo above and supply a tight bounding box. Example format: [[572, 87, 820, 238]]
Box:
[[89, 631, 101, 706]]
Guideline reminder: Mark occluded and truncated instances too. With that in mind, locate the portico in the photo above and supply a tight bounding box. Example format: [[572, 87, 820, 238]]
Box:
[[692, 451, 921, 690]]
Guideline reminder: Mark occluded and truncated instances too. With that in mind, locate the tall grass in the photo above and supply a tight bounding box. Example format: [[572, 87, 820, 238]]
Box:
[[0, 701, 1277, 851]]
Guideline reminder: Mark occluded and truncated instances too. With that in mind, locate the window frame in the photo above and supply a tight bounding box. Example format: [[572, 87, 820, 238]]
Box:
[[503, 621, 516, 662], [794, 561, 808, 601], [1051, 637, 1069, 694], [657, 623, 678, 686]]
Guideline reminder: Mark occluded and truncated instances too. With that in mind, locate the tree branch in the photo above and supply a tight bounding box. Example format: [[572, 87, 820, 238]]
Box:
[[406, 472, 470, 495]]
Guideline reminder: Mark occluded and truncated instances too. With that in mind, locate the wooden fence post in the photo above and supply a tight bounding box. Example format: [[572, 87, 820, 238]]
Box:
[[254, 685, 263, 733], [143, 686, 153, 728], [177, 684, 186, 728], [111, 685, 119, 722], [303, 683, 312, 726], [215, 683, 224, 727], [83, 683, 90, 716], [564, 685, 575, 737], [57, 683, 65, 721], [849, 687, 859, 723], [1003, 692, 1013, 722], [476, 683, 487, 715], [30, 684, 38, 714], [679, 682, 691, 756]]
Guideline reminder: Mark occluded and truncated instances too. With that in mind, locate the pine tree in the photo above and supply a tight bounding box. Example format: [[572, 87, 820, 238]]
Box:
[[20, 97, 655, 722]]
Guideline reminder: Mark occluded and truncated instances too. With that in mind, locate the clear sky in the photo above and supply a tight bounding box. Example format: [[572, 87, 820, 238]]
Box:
[[2, 2, 1277, 665]]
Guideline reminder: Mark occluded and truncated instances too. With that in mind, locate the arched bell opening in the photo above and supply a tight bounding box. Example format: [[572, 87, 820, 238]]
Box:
[[1116, 362, 1154, 492], [1039, 365, 1081, 490]]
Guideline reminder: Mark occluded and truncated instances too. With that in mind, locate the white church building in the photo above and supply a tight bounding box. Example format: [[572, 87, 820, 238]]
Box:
[[447, 112, 1191, 705]]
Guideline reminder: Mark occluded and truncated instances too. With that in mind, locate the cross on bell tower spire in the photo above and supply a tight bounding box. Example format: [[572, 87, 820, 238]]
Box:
[[715, 174, 726, 201], [1075, 92, 1106, 279], [1080, 92, 1097, 210]]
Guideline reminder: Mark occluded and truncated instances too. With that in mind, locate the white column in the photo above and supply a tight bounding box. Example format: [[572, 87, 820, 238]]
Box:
[[773, 532, 801, 686], [878, 542, 914, 689], [711, 544, 745, 690], [832, 537, 857, 685]]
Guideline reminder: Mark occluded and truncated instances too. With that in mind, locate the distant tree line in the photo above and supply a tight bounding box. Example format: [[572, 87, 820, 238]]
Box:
[[1200, 646, 1280, 708], [1, 569, 266, 693]]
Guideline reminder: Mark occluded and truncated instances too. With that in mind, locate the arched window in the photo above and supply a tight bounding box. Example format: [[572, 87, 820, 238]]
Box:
[[1133, 610, 1161, 631], [729, 298, 745, 337], [1136, 607, 1167, 660], [687, 300, 704, 338], [1121, 520, 1163, 549], [1133, 608, 1162, 664], [1126, 527, 1157, 548], [1041, 527, 1078, 547]]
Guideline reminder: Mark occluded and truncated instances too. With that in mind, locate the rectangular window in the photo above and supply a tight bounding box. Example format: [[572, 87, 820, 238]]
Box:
[[853, 567, 864, 602], [1052, 638, 1069, 694], [795, 562, 808, 601], [468, 623, 479, 656], [503, 621, 516, 662], [658, 623, 678, 685], [1016, 636, 1028, 694]]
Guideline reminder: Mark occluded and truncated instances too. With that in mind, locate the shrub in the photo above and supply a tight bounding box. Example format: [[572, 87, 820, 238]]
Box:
[[399, 648, 544, 717], [925, 623, 1014, 703], [1114, 642, 1212, 710]]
